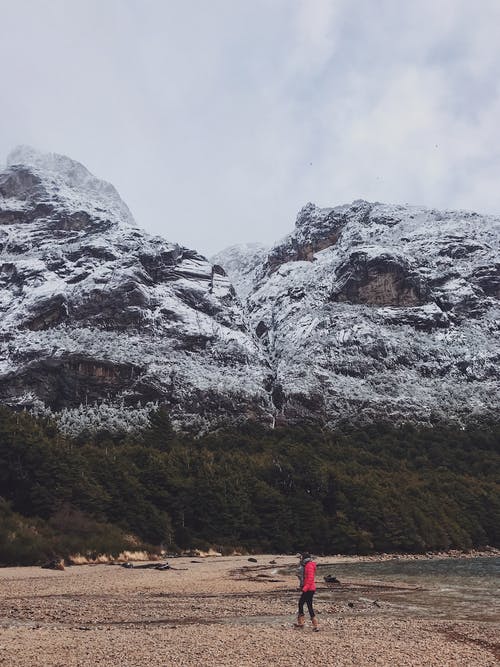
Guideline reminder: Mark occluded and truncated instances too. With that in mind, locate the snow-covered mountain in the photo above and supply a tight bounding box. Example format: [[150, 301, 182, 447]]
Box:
[[0, 147, 272, 433], [1, 147, 499, 433], [216, 200, 500, 426], [211, 243, 269, 300]]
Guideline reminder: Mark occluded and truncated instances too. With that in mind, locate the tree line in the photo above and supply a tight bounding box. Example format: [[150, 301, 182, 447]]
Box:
[[0, 406, 498, 564]]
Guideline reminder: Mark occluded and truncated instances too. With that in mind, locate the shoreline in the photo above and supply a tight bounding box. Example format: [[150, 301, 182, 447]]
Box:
[[0, 554, 498, 666], [12, 545, 499, 569], [310, 546, 500, 564]]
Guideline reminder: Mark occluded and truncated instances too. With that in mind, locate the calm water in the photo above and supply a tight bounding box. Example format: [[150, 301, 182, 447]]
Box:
[[318, 557, 500, 622]]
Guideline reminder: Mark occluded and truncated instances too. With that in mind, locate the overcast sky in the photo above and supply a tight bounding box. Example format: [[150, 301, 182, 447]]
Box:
[[1, 0, 499, 256]]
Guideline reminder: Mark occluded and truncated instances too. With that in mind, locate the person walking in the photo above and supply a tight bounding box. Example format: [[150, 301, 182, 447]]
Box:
[[295, 552, 319, 631]]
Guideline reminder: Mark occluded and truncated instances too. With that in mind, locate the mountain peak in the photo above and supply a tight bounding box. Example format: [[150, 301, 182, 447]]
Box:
[[0, 147, 269, 434], [7, 145, 92, 178], [211, 243, 270, 299], [4, 146, 135, 228]]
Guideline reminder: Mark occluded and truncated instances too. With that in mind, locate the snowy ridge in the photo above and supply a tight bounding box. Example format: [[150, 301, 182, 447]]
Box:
[[218, 200, 500, 426], [1, 146, 499, 433], [6, 145, 136, 227], [0, 147, 272, 433]]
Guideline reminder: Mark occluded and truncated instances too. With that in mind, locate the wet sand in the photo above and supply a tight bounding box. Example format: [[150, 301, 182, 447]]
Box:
[[0, 555, 498, 666]]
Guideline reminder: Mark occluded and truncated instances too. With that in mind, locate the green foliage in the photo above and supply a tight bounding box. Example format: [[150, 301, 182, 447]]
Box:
[[0, 498, 136, 565], [0, 497, 53, 565], [0, 406, 499, 564]]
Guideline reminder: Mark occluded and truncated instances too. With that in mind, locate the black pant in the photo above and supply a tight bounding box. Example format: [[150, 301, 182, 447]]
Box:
[[298, 590, 315, 618]]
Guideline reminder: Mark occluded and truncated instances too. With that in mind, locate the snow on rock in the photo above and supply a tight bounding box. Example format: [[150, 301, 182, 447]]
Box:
[[0, 147, 272, 433], [217, 200, 500, 427], [5, 145, 136, 228], [1, 147, 498, 433], [211, 243, 269, 300]]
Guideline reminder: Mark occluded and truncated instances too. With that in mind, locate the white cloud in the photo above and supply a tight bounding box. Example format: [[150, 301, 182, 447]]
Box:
[[290, 0, 345, 72]]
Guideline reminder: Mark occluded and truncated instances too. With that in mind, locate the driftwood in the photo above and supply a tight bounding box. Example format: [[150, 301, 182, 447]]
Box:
[[41, 559, 65, 571]]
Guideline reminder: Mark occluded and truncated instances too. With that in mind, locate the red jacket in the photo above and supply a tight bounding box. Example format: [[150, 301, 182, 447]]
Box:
[[302, 560, 316, 592]]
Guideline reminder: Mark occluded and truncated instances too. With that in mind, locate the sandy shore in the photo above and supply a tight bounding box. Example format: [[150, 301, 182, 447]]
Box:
[[0, 555, 498, 666]]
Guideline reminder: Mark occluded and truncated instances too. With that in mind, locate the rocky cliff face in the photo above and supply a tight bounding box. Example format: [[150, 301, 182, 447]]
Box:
[[217, 200, 500, 426], [0, 147, 271, 433], [1, 147, 498, 433]]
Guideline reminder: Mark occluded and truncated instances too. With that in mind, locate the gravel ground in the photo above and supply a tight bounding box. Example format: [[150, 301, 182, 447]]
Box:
[[0, 555, 498, 666]]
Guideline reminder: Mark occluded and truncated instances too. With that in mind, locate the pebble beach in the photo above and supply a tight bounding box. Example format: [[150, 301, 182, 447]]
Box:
[[0, 554, 498, 666]]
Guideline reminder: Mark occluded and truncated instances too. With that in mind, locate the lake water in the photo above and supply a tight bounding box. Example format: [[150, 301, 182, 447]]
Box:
[[317, 557, 500, 622]]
